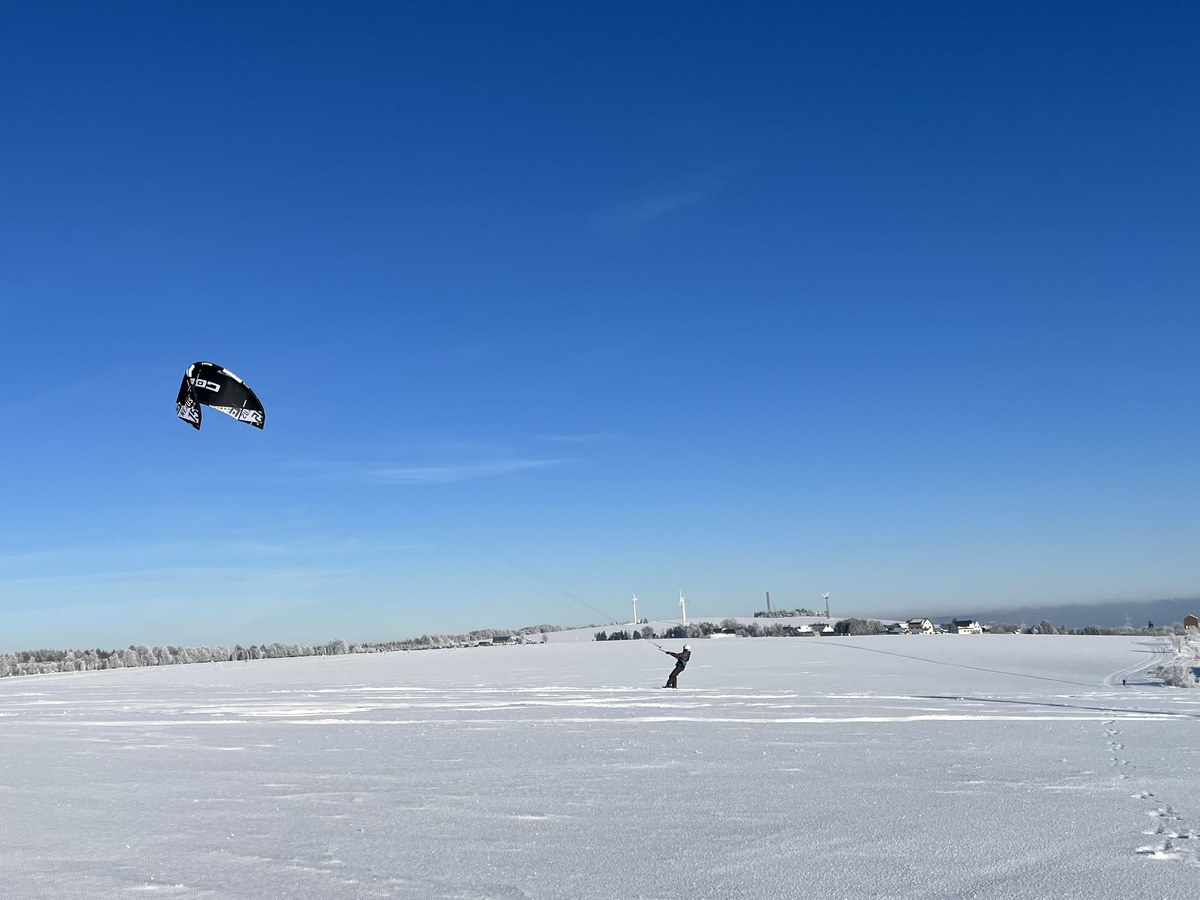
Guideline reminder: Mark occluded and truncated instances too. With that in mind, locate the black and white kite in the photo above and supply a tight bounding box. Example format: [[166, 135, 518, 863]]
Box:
[[176, 361, 265, 430]]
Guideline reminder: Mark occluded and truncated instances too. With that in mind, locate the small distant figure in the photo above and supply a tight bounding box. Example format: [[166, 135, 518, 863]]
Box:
[[1122, 678, 1127, 687], [663, 644, 692, 689]]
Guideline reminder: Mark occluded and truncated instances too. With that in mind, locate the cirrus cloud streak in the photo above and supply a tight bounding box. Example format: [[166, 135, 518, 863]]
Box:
[[368, 457, 567, 485]]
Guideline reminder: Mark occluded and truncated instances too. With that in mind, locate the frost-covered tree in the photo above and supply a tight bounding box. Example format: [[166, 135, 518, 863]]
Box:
[[1149, 634, 1200, 688], [834, 618, 886, 636], [1152, 662, 1197, 688]]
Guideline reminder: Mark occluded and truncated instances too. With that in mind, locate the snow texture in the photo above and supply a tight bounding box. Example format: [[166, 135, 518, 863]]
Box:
[[1, 635, 1197, 898]]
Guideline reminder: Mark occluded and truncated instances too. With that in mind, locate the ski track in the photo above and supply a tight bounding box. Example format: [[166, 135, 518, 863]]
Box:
[[4, 682, 1193, 731]]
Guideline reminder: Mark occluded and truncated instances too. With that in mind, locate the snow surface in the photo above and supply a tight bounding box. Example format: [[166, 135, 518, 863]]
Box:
[[1, 635, 1197, 898]]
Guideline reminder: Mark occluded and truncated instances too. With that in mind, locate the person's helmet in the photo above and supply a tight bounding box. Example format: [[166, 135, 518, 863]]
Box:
[[683, 644, 691, 651]]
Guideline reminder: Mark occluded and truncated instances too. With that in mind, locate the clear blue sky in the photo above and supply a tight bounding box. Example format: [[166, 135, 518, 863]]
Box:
[[2, 2, 1197, 650]]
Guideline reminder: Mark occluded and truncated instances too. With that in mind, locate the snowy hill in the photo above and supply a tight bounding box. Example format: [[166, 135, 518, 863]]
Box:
[[0, 636, 1197, 898]]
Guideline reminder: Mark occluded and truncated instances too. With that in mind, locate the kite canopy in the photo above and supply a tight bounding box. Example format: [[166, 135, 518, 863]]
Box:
[[176, 361, 265, 430]]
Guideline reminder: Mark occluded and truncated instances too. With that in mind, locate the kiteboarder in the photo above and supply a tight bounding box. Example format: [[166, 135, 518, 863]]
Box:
[[663, 644, 691, 689]]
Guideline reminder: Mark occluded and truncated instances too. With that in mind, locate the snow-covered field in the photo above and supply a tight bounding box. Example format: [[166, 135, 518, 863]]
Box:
[[1, 635, 1197, 898]]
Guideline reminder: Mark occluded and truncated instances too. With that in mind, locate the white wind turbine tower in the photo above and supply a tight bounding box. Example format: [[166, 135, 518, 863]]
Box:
[[631, 592, 639, 627], [822, 593, 830, 618], [679, 590, 688, 626]]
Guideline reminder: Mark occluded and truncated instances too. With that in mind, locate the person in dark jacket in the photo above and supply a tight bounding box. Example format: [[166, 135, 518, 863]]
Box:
[[663, 644, 691, 688]]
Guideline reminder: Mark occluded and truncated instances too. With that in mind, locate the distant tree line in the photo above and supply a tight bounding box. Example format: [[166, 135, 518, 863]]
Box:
[[0, 641, 350, 678], [0, 624, 575, 679], [595, 617, 1196, 642], [597, 619, 835, 641], [984, 620, 1186, 636], [754, 608, 822, 618]]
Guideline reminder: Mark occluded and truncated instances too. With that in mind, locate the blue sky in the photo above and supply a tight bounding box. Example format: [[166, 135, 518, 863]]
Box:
[[2, 2, 1198, 650]]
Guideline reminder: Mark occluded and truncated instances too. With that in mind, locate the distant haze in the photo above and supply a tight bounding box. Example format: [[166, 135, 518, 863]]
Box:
[[923, 597, 1200, 630]]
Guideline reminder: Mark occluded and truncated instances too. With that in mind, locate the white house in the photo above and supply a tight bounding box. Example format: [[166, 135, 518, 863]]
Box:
[[887, 622, 910, 635], [906, 618, 935, 635], [948, 619, 983, 634]]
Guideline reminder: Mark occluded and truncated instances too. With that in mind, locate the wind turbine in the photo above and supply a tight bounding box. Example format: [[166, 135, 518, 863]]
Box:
[[679, 590, 688, 626], [631, 592, 639, 627], [822, 593, 830, 618]]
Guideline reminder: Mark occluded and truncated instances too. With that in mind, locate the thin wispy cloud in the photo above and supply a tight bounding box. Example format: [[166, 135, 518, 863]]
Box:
[[282, 439, 576, 487], [595, 173, 727, 228], [369, 457, 566, 485]]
